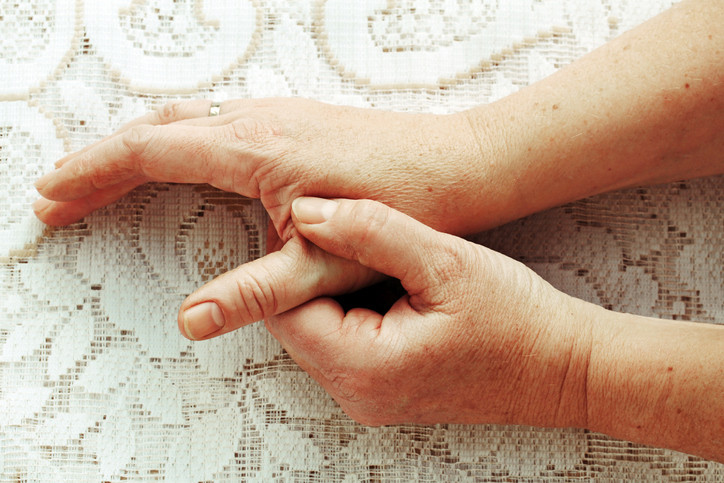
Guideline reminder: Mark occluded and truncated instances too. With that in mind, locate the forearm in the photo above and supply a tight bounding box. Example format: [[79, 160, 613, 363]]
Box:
[[463, 0, 724, 459], [458, 0, 724, 232], [584, 303, 724, 462]]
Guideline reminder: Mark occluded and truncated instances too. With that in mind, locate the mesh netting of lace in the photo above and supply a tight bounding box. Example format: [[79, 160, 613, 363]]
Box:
[[1, 1, 723, 481]]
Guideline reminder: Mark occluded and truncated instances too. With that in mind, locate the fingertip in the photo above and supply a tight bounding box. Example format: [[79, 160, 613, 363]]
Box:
[[32, 197, 52, 215], [34, 170, 55, 192], [180, 301, 226, 340], [31, 198, 71, 226], [177, 308, 189, 339], [291, 197, 339, 225], [32, 198, 58, 226], [30, 199, 89, 227]]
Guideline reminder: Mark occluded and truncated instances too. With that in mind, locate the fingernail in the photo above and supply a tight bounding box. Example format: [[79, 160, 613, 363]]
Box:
[[292, 197, 338, 224], [32, 197, 52, 214], [183, 302, 225, 340], [55, 154, 72, 168], [34, 171, 55, 191]]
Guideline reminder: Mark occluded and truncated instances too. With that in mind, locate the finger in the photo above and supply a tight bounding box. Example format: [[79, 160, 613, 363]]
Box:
[[266, 222, 285, 253], [171, 111, 240, 127], [54, 100, 217, 169], [147, 99, 267, 130], [265, 298, 385, 405], [291, 197, 461, 297], [32, 176, 146, 226], [265, 297, 346, 366], [121, 99, 221, 130], [36, 123, 235, 202], [267, 297, 384, 363], [177, 236, 382, 340]]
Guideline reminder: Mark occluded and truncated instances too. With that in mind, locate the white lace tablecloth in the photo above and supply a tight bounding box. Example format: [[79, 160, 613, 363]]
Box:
[[2, 1, 723, 481]]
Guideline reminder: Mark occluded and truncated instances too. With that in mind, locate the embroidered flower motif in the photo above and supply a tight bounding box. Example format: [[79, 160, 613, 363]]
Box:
[[0, 0, 77, 97], [317, 0, 566, 87], [84, 0, 260, 91], [0, 103, 63, 255]]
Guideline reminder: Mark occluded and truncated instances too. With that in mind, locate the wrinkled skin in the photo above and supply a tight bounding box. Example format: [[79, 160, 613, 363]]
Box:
[[266, 197, 591, 428], [34, 98, 480, 339]]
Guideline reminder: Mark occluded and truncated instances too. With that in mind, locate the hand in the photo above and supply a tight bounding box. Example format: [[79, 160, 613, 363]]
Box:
[[265, 197, 724, 464], [32, 98, 480, 339], [265, 197, 592, 427]]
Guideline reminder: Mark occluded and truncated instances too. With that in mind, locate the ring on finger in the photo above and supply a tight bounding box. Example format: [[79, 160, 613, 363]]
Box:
[[209, 101, 222, 117]]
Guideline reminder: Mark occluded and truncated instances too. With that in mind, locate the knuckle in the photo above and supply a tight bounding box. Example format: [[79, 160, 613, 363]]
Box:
[[155, 101, 182, 124], [122, 125, 154, 159], [229, 119, 277, 144], [121, 125, 158, 175], [344, 200, 390, 263], [419, 238, 473, 306], [325, 371, 363, 403], [73, 153, 100, 188], [429, 240, 470, 280], [73, 152, 130, 191], [234, 270, 278, 323]]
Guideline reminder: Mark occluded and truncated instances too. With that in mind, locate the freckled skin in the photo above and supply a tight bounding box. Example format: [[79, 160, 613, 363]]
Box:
[[32, 0, 724, 464]]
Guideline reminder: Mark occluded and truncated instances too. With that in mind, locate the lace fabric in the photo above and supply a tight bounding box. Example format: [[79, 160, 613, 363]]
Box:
[[1, 0, 722, 480]]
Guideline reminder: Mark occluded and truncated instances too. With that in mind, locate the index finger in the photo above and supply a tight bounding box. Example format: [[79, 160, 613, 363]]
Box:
[[54, 99, 218, 169], [37, 122, 230, 202]]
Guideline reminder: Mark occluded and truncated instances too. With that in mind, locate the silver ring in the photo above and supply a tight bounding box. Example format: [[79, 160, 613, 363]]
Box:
[[209, 101, 221, 117]]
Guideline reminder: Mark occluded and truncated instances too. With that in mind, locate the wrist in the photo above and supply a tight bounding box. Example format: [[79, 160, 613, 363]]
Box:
[[442, 107, 529, 233], [585, 308, 724, 461], [490, 279, 596, 430], [533, 293, 597, 430]]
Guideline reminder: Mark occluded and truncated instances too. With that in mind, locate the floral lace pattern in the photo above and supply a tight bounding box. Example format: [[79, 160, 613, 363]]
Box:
[[1, 0, 722, 480]]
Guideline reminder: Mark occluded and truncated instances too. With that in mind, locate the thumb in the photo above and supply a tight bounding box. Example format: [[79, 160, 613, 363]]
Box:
[[177, 236, 381, 340], [291, 197, 459, 298]]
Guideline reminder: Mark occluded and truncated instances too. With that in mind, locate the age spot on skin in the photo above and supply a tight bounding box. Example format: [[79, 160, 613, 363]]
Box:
[[552, 104, 559, 110]]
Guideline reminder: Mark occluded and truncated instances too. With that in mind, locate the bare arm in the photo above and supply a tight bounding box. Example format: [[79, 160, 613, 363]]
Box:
[[585, 305, 724, 462], [459, 0, 724, 232], [490, 3, 724, 458], [266, 197, 724, 463], [33, 0, 724, 341]]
